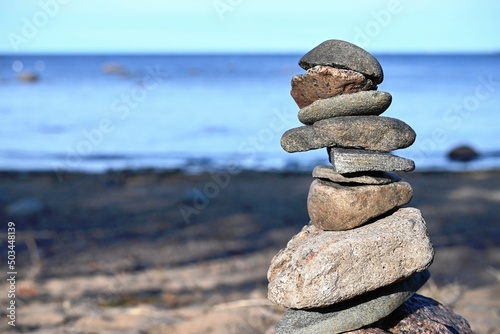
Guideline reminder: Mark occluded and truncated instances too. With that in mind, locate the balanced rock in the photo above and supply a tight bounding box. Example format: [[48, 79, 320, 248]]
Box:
[[281, 116, 416, 153], [307, 179, 413, 231], [299, 39, 384, 84], [346, 294, 474, 333], [312, 166, 401, 185], [267, 208, 434, 309], [290, 66, 376, 108], [275, 270, 430, 334], [328, 148, 416, 173], [298, 91, 392, 125]]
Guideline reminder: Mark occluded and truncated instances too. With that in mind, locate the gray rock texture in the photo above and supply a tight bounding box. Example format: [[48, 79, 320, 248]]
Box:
[[298, 91, 392, 125], [275, 270, 430, 334], [267, 208, 434, 309], [281, 116, 416, 153], [329, 148, 415, 173], [290, 66, 376, 108], [307, 179, 413, 231], [345, 294, 474, 333], [312, 165, 401, 185], [298, 39, 384, 84]]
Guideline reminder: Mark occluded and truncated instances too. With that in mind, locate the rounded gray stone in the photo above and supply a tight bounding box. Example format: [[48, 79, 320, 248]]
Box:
[[298, 91, 392, 125], [299, 39, 384, 84], [267, 208, 434, 309], [328, 148, 415, 173], [312, 166, 401, 185], [281, 116, 416, 153], [275, 270, 430, 334]]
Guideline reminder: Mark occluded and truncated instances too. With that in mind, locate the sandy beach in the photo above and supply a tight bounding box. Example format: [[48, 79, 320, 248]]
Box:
[[0, 169, 499, 333]]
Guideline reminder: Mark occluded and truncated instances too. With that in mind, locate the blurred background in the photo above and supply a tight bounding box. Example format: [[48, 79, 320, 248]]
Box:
[[1, 0, 500, 171], [0, 1, 499, 333]]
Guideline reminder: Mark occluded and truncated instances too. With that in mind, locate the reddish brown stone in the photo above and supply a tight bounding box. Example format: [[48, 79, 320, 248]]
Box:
[[290, 65, 376, 108], [345, 294, 474, 333]]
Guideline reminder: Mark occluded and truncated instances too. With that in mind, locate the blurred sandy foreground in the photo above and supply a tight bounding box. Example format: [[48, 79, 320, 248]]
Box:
[[0, 169, 498, 333]]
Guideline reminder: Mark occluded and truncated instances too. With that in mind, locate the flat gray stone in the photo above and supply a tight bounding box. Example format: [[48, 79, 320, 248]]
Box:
[[329, 148, 415, 173], [275, 270, 430, 334], [290, 66, 376, 108], [346, 294, 474, 333], [299, 39, 384, 84], [281, 116, 416, 153], [298, 91, 392, 125], [267, 208, 434, 309], [307, 179, 413, 231], [312, 166, 401, 185]]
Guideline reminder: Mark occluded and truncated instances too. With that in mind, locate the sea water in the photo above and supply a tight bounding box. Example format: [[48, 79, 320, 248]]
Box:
[[0, 54, 499, 173]]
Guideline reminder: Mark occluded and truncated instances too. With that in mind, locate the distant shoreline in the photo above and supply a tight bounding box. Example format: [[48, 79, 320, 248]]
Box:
[[1, 52, 499, 57]]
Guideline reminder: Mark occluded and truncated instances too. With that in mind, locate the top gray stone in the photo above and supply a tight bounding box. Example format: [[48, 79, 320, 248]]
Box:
[[299, 39, 384, 84]]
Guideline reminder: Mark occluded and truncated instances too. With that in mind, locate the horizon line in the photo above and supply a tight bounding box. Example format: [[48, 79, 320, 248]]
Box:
[[1, 50, 499, 57]]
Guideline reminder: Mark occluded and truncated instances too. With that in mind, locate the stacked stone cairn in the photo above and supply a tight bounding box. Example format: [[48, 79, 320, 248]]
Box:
[[267, 40, 473, 333]]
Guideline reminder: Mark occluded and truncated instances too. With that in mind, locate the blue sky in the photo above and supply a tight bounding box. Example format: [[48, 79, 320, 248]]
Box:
[[0, 0, 499, 54]]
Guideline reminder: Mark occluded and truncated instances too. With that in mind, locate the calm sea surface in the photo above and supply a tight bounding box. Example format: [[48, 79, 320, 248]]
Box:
[[0, 54, 499, 173]]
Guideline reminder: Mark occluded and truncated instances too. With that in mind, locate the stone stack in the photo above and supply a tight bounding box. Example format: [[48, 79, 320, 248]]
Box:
[[267, 40, 473, 333]]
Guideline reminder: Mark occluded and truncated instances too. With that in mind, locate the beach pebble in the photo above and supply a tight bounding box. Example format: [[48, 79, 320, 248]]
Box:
[[299, 39, 384, 84], [328, 148, 415, 173], [312, 166, 401, 185], [298, 91, 392, 125], [275, 270, 430, 334], [346, 294, 474, 334], [290, 66, 376, 108], [17, 302, 66, 328], [447, 144, 479, 162], [267, 208, 434, 309], [281, 116, 416, 153], [307, 179, 413, 231]]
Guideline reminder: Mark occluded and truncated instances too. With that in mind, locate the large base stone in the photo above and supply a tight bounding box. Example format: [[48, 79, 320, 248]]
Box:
[[267, 208, 434, 309], [276, 270, 430, 334]]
